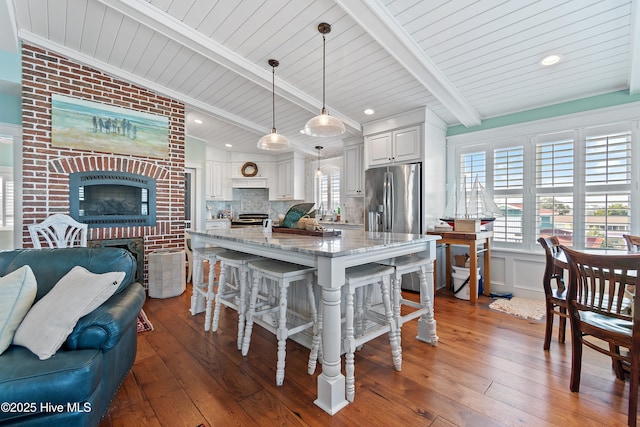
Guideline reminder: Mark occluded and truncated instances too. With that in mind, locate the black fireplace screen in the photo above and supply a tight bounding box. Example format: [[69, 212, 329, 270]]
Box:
[[69, 171, 156, 228]]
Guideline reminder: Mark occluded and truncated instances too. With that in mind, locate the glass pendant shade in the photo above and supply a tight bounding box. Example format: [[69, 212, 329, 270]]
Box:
[[258, 59, 290, 150], [305, 108, 346, 137], [257, 129, 289, 150], [305, 23, 345, 138]]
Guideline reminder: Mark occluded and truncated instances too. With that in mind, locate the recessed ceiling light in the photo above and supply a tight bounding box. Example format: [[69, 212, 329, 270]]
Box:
[[364, 108, 374, 115], [299, 129, 306, 134], [540, 54, 561, 66], [225, 143, 232, 148], [193, 119, 203, 124]]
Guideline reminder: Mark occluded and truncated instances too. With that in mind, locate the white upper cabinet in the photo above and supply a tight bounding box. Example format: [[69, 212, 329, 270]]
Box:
[[207, 160, 231, 200], [365, 125, 422, 168], [344, 140, 364, 196], [270, 152, 305, 200], [205, 148, 231, 200]]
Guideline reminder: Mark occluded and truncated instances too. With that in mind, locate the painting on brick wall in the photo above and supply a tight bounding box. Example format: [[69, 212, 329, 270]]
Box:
[[51, 94, 169, 159]]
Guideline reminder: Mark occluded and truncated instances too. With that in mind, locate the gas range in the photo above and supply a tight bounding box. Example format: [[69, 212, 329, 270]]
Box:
[[231, 213, 269, 228]]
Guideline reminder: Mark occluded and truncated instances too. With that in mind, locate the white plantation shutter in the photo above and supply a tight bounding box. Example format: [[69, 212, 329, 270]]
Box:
[[493, 147, 523, 243], [536, 137, 573, 188], [0, 171, 14, 229], [535, 133, 575, 244], [585, 131, 631, 186], [460, 151, 486, 192], [582, 125, 631, 249], [494, 147, 523, 190]]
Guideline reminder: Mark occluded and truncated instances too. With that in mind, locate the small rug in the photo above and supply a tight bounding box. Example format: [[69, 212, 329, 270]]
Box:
[[488, 297, 546, 320], [137, 309, 154, 333]]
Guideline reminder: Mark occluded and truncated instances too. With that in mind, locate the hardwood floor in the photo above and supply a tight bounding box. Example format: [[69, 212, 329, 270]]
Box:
[[100, 286, 634, 426]]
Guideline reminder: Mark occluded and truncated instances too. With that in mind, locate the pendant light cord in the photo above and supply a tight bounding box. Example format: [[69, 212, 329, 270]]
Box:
[[322, 33, 326, 112], [271, 64, 276, 130]]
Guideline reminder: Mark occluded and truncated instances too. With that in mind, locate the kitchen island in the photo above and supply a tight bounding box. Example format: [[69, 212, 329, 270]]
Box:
[[189, 228, 440, 415]]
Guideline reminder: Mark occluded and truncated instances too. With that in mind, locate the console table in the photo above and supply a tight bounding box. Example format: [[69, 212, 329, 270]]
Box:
[[427, 230, 492, 305]]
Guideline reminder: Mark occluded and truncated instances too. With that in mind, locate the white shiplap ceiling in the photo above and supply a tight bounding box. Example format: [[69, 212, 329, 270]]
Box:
[[6, 0, 639, 155]]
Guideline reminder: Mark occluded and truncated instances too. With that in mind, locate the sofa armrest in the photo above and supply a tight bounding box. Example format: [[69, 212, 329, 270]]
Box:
[[65, 282, 146, 352]]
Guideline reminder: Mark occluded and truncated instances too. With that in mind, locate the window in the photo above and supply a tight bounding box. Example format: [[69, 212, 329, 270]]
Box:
[[536, 133, 574, 246], [314, 157, 342, 217], [582, 127, 632, 249], [0, 168, 13, 230], [493, 147, 524, 243], [452, 121, 637, 251]]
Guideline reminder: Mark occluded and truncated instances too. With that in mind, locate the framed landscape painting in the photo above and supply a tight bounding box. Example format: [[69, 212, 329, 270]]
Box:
[[51, 94, 169, 159]]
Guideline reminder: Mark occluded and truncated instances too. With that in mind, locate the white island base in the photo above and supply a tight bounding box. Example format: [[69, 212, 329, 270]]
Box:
[[189, 228, 440, 415]]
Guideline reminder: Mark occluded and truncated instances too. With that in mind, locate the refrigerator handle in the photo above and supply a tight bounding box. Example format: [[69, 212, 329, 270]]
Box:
[[388, 172, 394, 230], [383, 171, 393, 230]]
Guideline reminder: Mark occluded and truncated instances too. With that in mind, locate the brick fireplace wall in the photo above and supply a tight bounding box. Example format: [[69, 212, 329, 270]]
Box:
[[21, 44, 185, 285]]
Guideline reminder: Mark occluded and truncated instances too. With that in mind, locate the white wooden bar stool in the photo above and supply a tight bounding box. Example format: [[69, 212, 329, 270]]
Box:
[[378, 254, 438, 346], [242, 259, 317, 386], [211, 250, 263, 350], [308, 263, 400, 402], [190, 246, 227, 331]]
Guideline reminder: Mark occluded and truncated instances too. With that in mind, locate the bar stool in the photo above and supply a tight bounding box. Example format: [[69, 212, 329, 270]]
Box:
[[308, 263, 400, 402], [210, 250, 263, 350], [242, 259, 317, 386], [190, 247, 227, 329], [378, 254, 438, 346]]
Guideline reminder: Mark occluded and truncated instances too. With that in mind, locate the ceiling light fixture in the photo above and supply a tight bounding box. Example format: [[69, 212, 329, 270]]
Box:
[[257, 59, 290, 151], [364, 108, 374, 115], [315, 145, 323, 177], [194, 119, 203, 124], [540, 54, 561, 66], [304, 23, 346, 138]]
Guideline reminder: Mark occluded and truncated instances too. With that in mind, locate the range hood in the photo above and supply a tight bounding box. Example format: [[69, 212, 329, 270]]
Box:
[[231, 177, 268, 188]]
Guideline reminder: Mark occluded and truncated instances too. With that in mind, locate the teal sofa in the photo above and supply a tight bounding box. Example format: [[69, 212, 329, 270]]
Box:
[[0, 247, 146, 426]]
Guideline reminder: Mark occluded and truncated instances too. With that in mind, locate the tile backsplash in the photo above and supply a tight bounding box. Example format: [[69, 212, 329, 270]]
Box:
[[206, 188, 364, 224]]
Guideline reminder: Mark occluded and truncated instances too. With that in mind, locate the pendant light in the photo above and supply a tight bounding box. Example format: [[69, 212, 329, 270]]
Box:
[[304, 23, 346, 138], [315, 145, 323, 177], [258, 59, 290, 150]]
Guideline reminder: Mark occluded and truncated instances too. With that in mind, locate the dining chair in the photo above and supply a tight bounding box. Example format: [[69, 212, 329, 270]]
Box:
[[28, 213, 88, 248], [623, 234, 640, 252], [537, 236, 569, 350], [560, 245, 639, 427]]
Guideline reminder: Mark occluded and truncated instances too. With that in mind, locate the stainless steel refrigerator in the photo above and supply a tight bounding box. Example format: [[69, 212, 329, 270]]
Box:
[[365, 163, 423, 290], [365, 163, 422, 234]]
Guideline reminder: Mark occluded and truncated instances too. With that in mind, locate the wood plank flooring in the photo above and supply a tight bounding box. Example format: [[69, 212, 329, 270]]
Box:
[[99, 286, 634, 426]]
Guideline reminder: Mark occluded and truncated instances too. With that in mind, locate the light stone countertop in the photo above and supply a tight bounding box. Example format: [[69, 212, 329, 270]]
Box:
[[190, 228, 439, 258]]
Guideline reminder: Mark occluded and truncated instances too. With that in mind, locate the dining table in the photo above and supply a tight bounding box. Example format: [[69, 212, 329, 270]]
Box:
[[188, 227, 440, 415], [551, 247, 639, 271]]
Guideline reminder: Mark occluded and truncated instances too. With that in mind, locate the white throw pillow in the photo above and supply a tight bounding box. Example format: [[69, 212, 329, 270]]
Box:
[[0, 266, 37, 355], [13, 266, 125, 360]]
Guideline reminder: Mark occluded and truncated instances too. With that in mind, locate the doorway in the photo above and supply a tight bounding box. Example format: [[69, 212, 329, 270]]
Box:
[[184, 166, 198, 230]]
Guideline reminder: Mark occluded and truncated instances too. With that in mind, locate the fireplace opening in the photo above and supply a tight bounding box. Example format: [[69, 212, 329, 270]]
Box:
[[69, 171, 156, 228]]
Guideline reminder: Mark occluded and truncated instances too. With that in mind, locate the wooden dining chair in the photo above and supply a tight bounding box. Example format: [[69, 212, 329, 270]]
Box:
[[623, 234, 640, 252], [560, 245, 639, 427], [537, 236, 568, 350], [28, 213, 88, 248]]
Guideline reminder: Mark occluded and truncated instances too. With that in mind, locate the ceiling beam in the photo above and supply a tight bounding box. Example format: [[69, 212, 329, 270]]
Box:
[[97, 0, 361, 134], [629, 0, 640, 95], [18, 30, 270, 136], [335, 0, 482, 127]]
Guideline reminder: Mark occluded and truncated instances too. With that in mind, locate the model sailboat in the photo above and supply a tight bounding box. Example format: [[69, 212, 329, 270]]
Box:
[[440, 176, 503, 226]]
